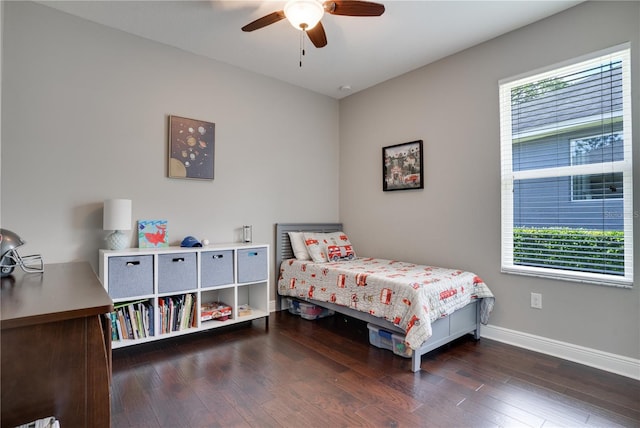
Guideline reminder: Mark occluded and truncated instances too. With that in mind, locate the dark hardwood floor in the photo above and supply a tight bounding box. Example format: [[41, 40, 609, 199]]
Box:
[[111, 311, 640, 427]]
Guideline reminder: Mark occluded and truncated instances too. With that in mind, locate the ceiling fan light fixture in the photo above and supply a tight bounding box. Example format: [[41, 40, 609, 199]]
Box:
[[284, 0, 324, 31]]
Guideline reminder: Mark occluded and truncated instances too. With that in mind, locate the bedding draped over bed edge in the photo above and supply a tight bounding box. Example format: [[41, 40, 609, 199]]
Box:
[[278, 257, 495, 350]]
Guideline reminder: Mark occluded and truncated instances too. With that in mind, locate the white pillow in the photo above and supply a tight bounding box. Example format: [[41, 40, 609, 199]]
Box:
[[303, 231, 356, 263], [288, 232, 311, 260]]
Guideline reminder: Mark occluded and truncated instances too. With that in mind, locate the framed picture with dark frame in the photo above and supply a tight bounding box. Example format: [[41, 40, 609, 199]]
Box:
[[382, 140, 424, 191], [168, 115, 215, 180]]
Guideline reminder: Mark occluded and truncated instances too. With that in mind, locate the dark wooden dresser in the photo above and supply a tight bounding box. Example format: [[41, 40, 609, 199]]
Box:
[[1, 262, 113, 428]]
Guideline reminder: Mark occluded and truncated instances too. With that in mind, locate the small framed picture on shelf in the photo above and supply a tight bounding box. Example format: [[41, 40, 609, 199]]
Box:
[[382, 140, 424, 191], [168, 115, 215, 180], [138, 220, 168, 248]]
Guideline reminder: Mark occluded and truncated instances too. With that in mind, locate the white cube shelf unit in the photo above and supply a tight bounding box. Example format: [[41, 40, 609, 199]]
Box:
[[99, 243, 269, 349]]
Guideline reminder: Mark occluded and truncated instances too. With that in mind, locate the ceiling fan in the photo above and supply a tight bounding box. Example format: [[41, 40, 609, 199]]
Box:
[[241, 0, 385, 48]]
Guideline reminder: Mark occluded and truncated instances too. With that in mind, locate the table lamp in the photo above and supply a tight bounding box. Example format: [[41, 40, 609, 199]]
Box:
[[103, 199, 131, 250]]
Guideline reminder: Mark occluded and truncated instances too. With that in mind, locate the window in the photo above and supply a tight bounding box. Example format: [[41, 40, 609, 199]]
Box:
[[570, 132, 623, 201], [499, 45, 633, 287]]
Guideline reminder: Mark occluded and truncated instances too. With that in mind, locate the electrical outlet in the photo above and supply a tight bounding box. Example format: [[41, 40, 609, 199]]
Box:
[[531, 292, 542, 309]]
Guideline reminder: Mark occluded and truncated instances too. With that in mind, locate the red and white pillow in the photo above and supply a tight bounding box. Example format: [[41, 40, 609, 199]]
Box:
[[302, 231, 356, 263]]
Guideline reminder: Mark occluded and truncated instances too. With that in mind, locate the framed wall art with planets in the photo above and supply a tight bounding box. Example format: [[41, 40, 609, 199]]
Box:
[[168, 115, 215, 180]]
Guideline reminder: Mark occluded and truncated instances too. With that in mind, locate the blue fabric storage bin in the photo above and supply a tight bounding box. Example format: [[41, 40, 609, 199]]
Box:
[[157, 252, 197, 293], [108, 255, 154, 299], [237, 247, 267, 283], [201, 250, 234, 287]]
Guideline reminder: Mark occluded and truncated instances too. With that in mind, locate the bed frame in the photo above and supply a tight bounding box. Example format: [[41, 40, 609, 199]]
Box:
[[275, 223, 481, 372]]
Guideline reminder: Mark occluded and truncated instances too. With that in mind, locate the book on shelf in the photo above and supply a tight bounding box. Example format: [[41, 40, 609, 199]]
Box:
[[148, 304, 154, 336], [114, 311, 124, 340], [122, 307, 132, 339], [190, 299, 197, 327], [117, 309, 127, 340], [111, 299, 153, 341], [158, 293, 196, 334], [110, 312, 118, 341], [179, 294, 191, 329], [158, 298, 166, 334], [141, 304, 149, 337], [128, 304, 139, 340], [168, 296, 176, 332]]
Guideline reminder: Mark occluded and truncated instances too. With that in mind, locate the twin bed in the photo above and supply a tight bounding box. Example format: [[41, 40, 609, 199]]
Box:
[[275, 223, 495, 372]]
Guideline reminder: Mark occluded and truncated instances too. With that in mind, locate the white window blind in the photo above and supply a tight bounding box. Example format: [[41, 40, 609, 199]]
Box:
[[499, 45, 633, 287]]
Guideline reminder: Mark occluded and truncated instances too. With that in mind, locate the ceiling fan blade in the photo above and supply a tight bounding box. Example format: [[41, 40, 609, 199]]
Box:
[[241, 10, 286, 32], [307, 22, 328, 48], [324, 1, 385, 16]]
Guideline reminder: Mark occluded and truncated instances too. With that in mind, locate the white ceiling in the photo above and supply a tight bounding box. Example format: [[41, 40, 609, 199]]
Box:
[[38, 0, 583, 99]]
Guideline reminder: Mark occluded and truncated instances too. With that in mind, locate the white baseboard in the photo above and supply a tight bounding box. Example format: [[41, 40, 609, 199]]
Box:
[[269, 299, 277, 313], [481, 324, 640, 381]]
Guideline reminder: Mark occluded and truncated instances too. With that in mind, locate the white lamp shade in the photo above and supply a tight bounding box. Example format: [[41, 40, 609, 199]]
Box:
[[284, 0, 324, 30], [103, 199, 132, 231]]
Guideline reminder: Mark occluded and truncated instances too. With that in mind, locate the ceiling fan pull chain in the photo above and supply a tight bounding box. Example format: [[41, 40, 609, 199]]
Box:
[[299, 30, 306, 67]]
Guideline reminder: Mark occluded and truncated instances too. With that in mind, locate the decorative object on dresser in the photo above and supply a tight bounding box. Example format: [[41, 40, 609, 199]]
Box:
[[103, 198, 132, 250], [242, 225, 253, 243], [382, 140, 424, 191], [181, 235, 203, 248], [99, 243, 269, 348], [168, 115, 215, 180], [0, 228, 44, 277], [1, 262, 113, 428], [138, 219, 168, 248]]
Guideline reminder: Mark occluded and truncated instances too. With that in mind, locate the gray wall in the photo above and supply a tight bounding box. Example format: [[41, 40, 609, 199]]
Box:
[[1, 1, 340, 304], [338, 1, 639, 359]]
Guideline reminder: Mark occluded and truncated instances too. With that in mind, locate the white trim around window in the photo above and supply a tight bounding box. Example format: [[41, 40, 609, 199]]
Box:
[[499, 44, 633, 288]]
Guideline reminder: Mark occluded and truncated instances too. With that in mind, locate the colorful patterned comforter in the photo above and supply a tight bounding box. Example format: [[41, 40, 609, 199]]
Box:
[[278, 257, 495, 350]]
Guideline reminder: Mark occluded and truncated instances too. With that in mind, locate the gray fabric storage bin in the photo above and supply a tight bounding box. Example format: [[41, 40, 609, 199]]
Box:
[[108, 255, 154, 299], [201, 250, 234, 287], [158, 252, 197, 293], [237, 247, 267, 283]]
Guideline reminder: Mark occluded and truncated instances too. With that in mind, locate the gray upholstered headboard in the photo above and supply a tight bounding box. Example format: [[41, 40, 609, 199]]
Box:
[[274, 223, 343, 298]]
